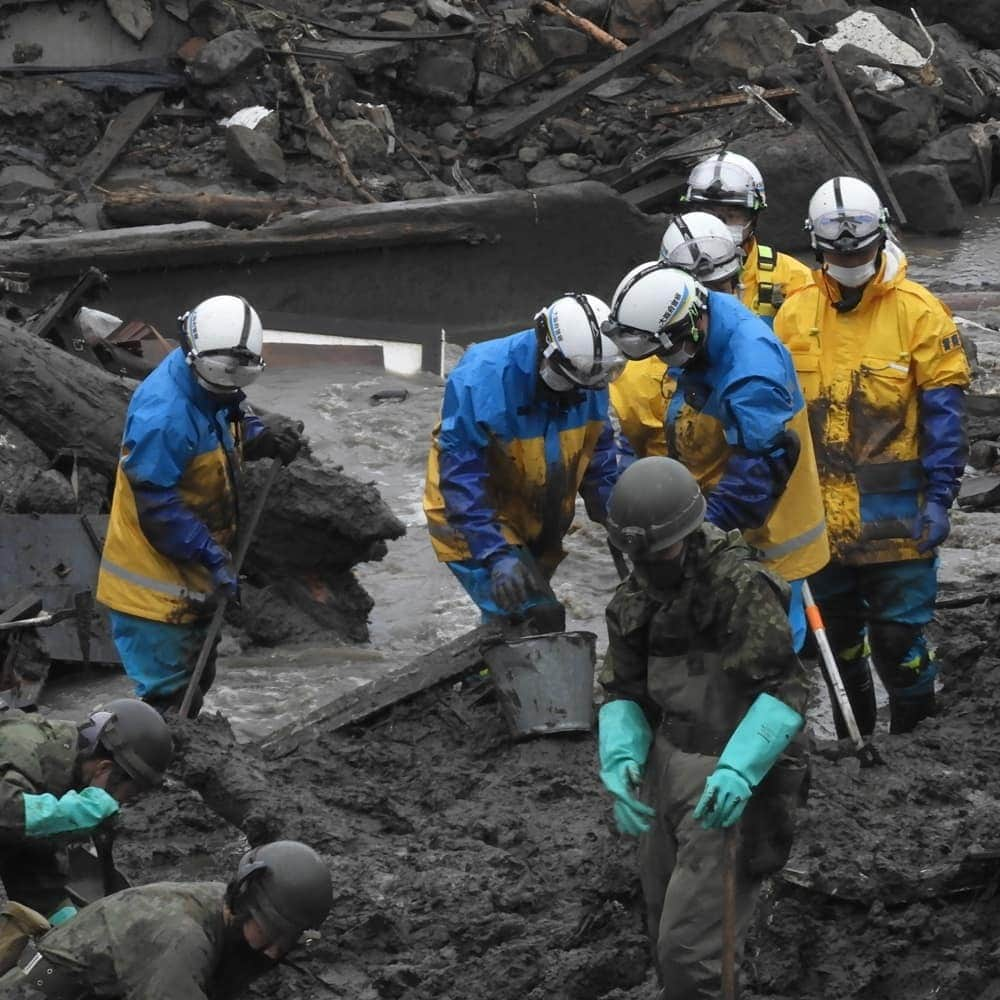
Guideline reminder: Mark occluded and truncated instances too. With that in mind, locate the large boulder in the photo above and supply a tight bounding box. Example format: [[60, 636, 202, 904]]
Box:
[[608, 0, 665, 43], [915, 125, 994, 204], [225, 125, 286, 187], [410, 52, 476, 104], [728, 128, 833, 251], [873, 0, 1000, 49], [886, 164, 963, 235], [187, 29, 265, 87], [689, 12, 799, 80]]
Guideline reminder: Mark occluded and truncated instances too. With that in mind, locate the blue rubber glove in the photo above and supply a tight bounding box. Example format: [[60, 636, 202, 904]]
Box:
[[488, 550, 534, 613], [598, 700, 656, 836], [694, 693, 803, 830], [204, 548, 239, 601], [23, 787, 119, 839], [912, 501, 950, 553]]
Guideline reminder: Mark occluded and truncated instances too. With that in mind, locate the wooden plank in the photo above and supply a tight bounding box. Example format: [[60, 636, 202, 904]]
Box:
[[476, 0, 741, 150], [73, 90, 163, 192], [258, 623, 519, 758], [816, 45, 907, 225], [646, 87, 795, 119]]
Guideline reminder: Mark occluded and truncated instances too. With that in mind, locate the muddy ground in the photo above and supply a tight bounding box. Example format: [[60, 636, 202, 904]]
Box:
[[106, 595, 1000, 1000]]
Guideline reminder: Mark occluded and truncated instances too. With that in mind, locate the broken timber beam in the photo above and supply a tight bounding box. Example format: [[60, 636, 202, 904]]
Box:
[[258, 623, 523, 759], [477, 0, 740, 150], [72, 90, 163, 194], [646, 87, 796, 119], [102, 188, 332, 228], [817, 45, 907, 226]]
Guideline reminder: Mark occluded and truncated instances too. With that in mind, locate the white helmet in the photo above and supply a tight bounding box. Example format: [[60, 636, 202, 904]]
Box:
[[805, 176, 888, 254], [179, 295, 265, 396], [535, 293, 625, 391], [605, 263, 709, 367], [659, 212, 742, 286], [683, 152, 766, 212]]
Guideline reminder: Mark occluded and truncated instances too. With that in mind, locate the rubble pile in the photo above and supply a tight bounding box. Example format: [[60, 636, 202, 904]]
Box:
[[0, 0, 998, 244]]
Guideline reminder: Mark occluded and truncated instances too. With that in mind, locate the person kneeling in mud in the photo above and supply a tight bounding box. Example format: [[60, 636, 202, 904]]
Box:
[[0, 840, 332, 999], [596, 457, 809, 999]]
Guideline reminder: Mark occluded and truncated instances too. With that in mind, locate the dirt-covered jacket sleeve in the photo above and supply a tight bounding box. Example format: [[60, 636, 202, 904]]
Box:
[[710, 560, 809, 715], [578, 420, 618, 523], [111, 918, 215, 999], [599, 581, 660, 721], [0, 765, 36, 842]]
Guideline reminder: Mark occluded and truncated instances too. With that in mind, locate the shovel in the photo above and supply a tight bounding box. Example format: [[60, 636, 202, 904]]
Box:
[[802, 580, 883, 767], [178, 458, 283, 719]]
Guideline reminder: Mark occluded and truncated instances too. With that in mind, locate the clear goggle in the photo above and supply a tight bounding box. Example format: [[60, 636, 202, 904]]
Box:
[[808, 210, 883, 252], [192, 347, 265, 390], [602, 315, 699, 364], [686, 160, 763, 209], [662, 235, 741, 283], [548, 349, 626, 388]]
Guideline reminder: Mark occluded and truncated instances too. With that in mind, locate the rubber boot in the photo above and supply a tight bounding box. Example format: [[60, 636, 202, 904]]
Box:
[[830, 658, 877, 738], [889, 690, 935, 735]]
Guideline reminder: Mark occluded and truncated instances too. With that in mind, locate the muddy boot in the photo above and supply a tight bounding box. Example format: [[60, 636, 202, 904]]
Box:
[[889, 690, 935, 734], [830, 658, 877, 738]]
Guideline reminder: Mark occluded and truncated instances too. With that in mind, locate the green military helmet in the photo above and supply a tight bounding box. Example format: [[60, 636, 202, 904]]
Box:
[[605, 457, 706, 558], [232, 840, 333, 947], [81, 698, 173, 790]]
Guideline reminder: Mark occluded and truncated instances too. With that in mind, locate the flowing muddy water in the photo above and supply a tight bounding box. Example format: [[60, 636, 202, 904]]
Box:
[[44, 206, 1000, 736]]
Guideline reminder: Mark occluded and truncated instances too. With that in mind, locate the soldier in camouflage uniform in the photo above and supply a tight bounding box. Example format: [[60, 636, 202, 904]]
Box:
[[0, 701, 171, 923], [0, 840, 332, 999], [596, 458, 810, 1000]]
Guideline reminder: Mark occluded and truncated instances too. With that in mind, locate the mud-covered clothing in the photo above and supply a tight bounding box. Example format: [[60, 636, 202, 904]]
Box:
[[774, 246, 970, 566], [423, 329, 617, 577], [599, 524, 808, 996], [0, 882, 260, 999], [0, 713, 83, 918], [609, 356, 672, 462], [664, 291, 829, 585], [740, 240, 812, 327], [97, 348, 263, 627]]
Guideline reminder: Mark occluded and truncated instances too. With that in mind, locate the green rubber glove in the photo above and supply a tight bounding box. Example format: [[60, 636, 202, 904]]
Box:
[[23, 787, 119, 839], [598, 700, 656, 836], [694, 693, 803, 830]]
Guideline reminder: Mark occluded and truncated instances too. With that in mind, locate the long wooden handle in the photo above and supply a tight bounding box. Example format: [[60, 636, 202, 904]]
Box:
[[721, 825, 738, 1000]]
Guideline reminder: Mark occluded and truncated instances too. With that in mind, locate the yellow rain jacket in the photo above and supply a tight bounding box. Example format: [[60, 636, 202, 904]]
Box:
[[774, 245, 970, 565], [423, 329, 617, 575], [741, 240, 813, 326], [98, 349, 248, 625]]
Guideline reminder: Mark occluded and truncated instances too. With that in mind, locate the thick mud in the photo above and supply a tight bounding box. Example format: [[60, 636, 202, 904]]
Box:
[[109, 597, 999, 1000]]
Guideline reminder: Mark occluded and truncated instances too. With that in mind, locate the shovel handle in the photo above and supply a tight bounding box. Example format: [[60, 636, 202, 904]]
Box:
[[802, 581, 867, 751], [721, 825, 738, 1000]]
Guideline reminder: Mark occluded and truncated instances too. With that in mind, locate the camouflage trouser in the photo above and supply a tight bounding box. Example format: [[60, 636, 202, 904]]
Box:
[[638, 738, 763, 1000]]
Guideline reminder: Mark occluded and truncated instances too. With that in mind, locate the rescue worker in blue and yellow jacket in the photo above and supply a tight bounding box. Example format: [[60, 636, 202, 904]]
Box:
[[604, 264, 829, 651], [774, 177, 971, 734], [683, 151, 812, 327], [423, 294, 624, 632], [97, 295, 303, 717]]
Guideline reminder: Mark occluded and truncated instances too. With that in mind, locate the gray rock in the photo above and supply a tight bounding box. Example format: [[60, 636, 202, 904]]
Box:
[[105, 0, 154, 41], [476, 25, 543, 80], [526, 158, 587, 187], [689, 12, 799, 79], [474, 71, 510, 105], [502, 7, 532, 26], [426, 0, 475, 26], [0, 164, 57, 198], [517, 145, 543, 165], [411, 53, 476, 103], [188, 0, 237, 37], [449, 105, 475, 123], [876, 110, 932, 163], [225, 124, 286, 186], [609, 0, 664, 42], [557, 152, 584, 170], [311, 37, 409, 75], [375, 8, 418, 31], [328, 120, 389, 170], [915, 124, 995, 204], [548, 117, 589, 153], [401, 179, 458, 199], [539, 26, 589, 60], [188, 29, 265, 86], [433, 122, 460, 145], [887, 164, 963, 235]]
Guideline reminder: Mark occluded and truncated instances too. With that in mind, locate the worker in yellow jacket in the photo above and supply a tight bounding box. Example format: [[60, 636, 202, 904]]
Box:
[[775, 176, 970, 734]]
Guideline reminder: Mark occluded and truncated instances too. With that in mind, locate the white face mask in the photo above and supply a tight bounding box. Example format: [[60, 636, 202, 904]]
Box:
[[725, 223, 747, 246], [825, 259, 878, 288]]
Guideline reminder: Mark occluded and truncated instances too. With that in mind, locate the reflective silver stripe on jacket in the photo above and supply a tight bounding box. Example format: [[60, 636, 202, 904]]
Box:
[[756, 518, 826, 562], [100, 558, 209, 603]]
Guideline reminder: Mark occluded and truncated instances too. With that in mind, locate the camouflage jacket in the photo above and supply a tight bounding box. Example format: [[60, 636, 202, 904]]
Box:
[[0, 712, 80, 844], [38, 882, 230, 999], [599, 523, 809, 745]]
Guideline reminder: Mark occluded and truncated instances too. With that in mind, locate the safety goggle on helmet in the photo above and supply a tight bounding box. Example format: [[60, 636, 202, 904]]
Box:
[[805, 176, 889, 254], [604, 263, 709, 366], [683, 152, 767, 212], [659, 212, 742, 286], [535, 292, 626, 389]]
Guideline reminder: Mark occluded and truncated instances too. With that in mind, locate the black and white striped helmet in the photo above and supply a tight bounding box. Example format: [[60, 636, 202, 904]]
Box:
[[535, 293, 625, 389], [179, 294, 265, 394], [805, 176, 889, 254]]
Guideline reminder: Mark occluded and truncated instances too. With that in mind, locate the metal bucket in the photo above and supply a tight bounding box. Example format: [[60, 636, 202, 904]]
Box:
[[483, 630, 597, 739]]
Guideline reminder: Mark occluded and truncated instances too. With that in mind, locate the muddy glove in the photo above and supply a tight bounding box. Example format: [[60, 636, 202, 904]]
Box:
[[487, 550, 534, 613], [598, 700, 656, 836], [694, 693, 803, 830], [245, 419, 305, 466], [204, 548, 239, 603], [912, 501, 950, 553], [23, 787, 119, 839]]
